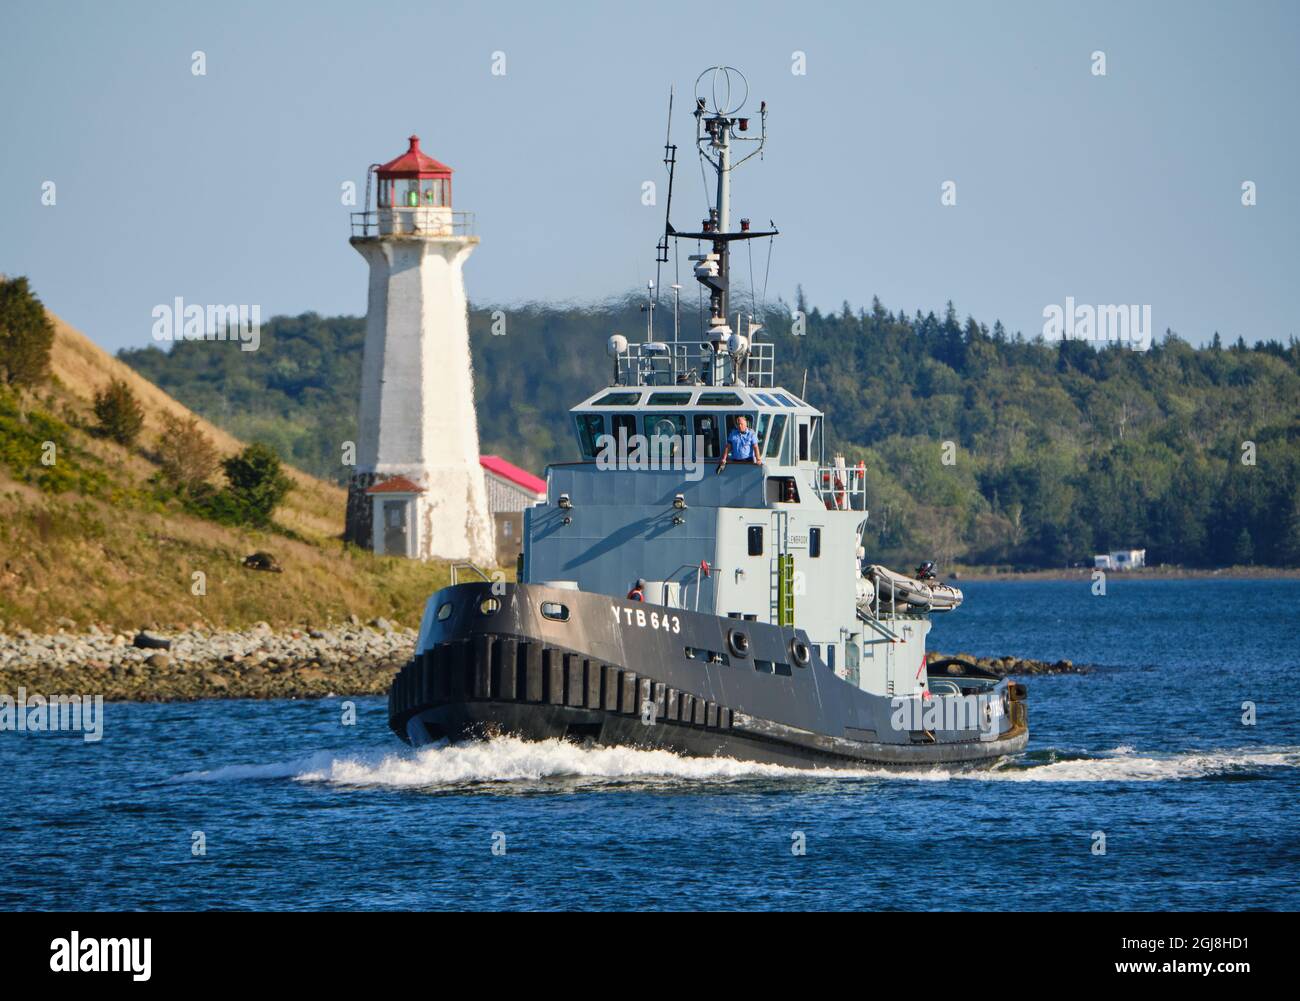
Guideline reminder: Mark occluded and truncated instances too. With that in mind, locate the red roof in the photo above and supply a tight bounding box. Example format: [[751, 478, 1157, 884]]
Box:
[[377, 135, 453, 178], [365, 475, 425, 494], [480, 455, 546, 495]]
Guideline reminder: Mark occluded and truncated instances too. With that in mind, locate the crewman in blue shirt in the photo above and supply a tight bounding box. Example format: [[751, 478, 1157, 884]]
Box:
[[716, 415, 761, 473]]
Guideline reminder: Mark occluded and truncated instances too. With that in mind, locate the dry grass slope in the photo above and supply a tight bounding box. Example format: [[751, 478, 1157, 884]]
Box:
[[0, 310, 470, 632]]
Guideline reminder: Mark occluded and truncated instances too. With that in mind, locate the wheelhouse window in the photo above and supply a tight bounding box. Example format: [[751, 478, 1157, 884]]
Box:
[[747, 525, 764, 556], [798, 421, 810, 462], [574, 413, 604, 458], [698, 392, 744, 406], [647, 392, 692, 406], [593, 391, 642, 406], [644, 413, 687, 456], [611, 413, 637, 454], [693, 413, 720, 458], [725, 413, 759, 439], [758, 413, 786, 459]]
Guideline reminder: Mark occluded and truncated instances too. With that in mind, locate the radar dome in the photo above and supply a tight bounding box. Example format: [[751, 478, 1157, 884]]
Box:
[[607, 334, 628, 357]]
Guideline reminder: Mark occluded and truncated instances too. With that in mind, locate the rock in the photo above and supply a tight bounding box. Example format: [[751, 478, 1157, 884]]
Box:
[[56, 616, 77, 630], [133, 631, 171, 650], [309, 629, 326, 640], [242, 551, 283, 573], [145, 653, 170, 669], [348, 613, 360, 626], [201, 671, 229, 689]]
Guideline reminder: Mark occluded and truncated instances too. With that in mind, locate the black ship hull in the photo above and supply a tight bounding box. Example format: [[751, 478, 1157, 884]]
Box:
[[389, 583, 1028, 770]]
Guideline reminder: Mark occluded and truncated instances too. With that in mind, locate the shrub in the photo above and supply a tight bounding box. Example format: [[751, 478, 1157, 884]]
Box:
[[0, 276, 55, 387], [155, 416, 220, 492], [220, 443, 292, 526], [92, 379, 145, 446]]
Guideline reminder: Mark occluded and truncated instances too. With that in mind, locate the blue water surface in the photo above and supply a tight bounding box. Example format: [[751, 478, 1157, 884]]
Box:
[[3, 578, 1297, 910]]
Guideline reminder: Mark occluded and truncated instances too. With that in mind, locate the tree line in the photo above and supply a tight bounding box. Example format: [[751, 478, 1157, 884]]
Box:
[[116, 291, 1300, 568]]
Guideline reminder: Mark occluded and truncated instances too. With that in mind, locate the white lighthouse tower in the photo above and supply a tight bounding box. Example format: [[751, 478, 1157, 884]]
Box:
[[345, 135, 495, 564]]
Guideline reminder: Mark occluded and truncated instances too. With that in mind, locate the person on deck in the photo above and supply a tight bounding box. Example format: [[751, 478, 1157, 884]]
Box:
[[627, 579, 646, 601], [716, 415, 761, 474]]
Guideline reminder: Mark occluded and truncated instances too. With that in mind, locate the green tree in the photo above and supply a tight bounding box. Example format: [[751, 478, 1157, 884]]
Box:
[[0, 276, 55, 387], [221, 443, 292, 526], [92, 379, 145, 446]]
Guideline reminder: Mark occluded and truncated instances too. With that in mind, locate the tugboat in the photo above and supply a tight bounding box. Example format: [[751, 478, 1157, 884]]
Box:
[[388, 67, 1028, 768]]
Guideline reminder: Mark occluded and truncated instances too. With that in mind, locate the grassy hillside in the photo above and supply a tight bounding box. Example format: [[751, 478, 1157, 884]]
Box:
[[0, 308, 454, 632]]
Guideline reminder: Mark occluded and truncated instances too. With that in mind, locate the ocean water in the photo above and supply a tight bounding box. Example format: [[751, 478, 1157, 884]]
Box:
[[3, 578, 1297, 911]]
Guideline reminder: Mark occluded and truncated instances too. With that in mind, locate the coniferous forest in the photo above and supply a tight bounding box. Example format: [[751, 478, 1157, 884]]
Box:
[[119, 294, 1300, 570]]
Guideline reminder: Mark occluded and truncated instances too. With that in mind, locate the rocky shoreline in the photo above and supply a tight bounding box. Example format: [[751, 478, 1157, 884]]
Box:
[[0, 620, 1087, 702], [0, 619, 413, 701]]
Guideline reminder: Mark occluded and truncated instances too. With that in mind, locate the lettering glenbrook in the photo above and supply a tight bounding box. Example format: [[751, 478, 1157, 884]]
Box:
[[50, 932, 151, 981]]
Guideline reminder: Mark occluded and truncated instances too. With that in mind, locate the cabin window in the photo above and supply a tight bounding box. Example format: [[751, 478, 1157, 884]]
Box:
[[611, 414, 637, 454], [540, 602, 569, 621], [755, 659, 774, 674], [809, 527, 822, 558], [593, 391, 642, 406], [648, 392, 692, 406], [774, 393, 797, 407], [811, 417, 824, 464], [643, 413, 687, 454], [759, 413, 786, 459], [725, 413, 759, 442], [694, 413, 720, 458], [747, 525, 764, 556], [775, 661, 792, 676], [697, 392, 744, 406], [827, 644, 836, 670], [798, 422, 810, 462], [574, 413, 604, 458]]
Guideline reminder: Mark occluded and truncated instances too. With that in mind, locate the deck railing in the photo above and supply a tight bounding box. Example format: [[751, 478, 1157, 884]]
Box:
[[613, 340, 774, 388], [350, 209, 476, 238]]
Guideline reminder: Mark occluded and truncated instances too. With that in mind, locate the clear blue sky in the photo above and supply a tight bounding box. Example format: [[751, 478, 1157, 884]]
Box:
[[2, 0, 1296, 351]]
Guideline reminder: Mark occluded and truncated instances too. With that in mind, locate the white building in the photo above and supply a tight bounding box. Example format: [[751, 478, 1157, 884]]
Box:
[[1094, 548, 1146, 570], [344, 135, 495, 564], [480, 455, 547, 566]]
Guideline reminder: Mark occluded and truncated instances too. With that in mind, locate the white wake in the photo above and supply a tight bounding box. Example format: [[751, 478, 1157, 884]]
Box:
[[171, 737, 1300, 789]]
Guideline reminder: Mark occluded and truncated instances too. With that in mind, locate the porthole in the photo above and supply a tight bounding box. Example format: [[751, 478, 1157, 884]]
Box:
[[540, 601, 569, 622], [436, 602, 453, 621], [479, 596, 501, 616]]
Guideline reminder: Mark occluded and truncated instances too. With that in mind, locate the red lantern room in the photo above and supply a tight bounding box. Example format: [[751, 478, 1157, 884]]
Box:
[[376, 135, 453, 209]]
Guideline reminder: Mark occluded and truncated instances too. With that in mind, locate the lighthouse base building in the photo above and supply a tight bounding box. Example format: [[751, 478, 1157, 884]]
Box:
[[344, 135, 495, 565]]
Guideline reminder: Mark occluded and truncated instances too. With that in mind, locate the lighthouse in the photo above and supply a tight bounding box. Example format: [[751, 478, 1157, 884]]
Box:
[[344, 135, 495, 564]]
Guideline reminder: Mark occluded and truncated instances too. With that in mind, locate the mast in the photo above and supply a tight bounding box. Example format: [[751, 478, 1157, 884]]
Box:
[[661, 66, 777, 383]]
